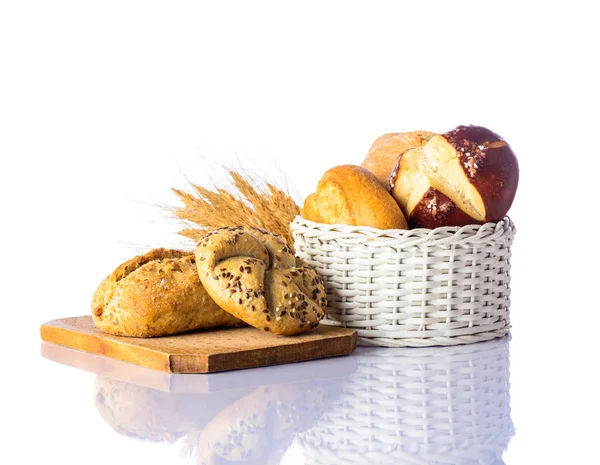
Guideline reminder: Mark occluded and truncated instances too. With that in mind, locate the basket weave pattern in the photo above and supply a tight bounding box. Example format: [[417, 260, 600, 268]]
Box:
[[291, 216, 515, 347], [298, 337, 514, 465]]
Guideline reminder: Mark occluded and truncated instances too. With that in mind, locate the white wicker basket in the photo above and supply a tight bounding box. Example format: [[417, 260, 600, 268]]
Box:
[[297, 336, 514, 465], [291, 216, 515, 347]]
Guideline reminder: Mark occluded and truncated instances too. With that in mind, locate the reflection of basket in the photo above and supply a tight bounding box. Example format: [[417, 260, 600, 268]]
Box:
[[291, 217, 515, 347], [298, 337, 514, 465]]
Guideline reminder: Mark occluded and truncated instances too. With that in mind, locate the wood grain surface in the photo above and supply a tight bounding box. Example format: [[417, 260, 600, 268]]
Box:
[[40, 316, 357, 373]]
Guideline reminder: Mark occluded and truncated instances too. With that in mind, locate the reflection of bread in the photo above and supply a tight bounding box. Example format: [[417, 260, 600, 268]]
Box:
[[94, 376, 249, 442], [92, 248, 242, 337], [196, 227, 326, 335], [197, 381, 333, 465], [301, 165, 408, 230]]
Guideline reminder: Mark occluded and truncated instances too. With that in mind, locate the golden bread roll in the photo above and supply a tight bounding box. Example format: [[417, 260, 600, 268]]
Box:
[[301, 165, 408, 229], [361, 131, 434, 186], [195, 227, 326, 336], [91, 248, 243, 337]]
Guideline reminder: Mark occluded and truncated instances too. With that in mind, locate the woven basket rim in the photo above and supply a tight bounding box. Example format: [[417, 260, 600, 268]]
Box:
[[292, 215, 514, 237]]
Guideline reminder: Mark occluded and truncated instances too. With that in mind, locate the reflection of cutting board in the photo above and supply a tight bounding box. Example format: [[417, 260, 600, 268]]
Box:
[[41, 342, 358, 392], [40, 316, 357, 373]]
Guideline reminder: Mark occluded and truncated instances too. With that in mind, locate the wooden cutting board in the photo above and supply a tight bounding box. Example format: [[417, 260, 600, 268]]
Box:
[[40, 342, 359, 393], [40, 316, 357, 373]]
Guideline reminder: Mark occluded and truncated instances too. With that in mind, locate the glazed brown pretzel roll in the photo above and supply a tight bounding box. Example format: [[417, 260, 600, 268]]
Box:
[[91, 248, 243, 337], [390, 146, 480, 229], [390, 125, 519, 227], [195, 227, 326, 335], [421, 125, 519, 222]]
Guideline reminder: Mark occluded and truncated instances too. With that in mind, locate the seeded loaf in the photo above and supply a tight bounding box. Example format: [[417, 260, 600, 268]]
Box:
[[195, 227, 326, 336], [91, 248, 243, 337]]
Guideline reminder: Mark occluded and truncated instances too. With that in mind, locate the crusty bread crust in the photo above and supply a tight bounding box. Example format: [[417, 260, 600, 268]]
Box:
[[361, 131, 434, 186], [195, 227, 326, 335], [91, 248, 242, 337], [301, 165, 408, 230]]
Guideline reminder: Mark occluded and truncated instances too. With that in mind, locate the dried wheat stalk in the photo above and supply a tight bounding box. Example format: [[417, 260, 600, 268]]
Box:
[[171, 161, 301, 248]]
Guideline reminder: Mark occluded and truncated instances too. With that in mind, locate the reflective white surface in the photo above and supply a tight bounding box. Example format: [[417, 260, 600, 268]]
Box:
[[3, 1, 600, 464], [40, 337, 513, 465]]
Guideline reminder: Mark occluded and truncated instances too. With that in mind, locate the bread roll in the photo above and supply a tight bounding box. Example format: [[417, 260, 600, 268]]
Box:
[[361, 131, 434, 186], [390, 146, 481, 229], [420, 125, 519, 222], [390, 125, 519, 227], [195, 227, 326, 336], [302, 165, 408, 230], [365, 130, 474, 228], [390, 126, 519, 228], [91, 248, 243, 337]]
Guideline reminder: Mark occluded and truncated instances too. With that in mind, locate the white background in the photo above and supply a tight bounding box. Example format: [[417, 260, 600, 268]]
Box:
[[1, 1, 599, 464]]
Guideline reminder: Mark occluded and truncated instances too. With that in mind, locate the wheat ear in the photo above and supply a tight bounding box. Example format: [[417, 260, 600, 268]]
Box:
[[171, 161, 301, 249]]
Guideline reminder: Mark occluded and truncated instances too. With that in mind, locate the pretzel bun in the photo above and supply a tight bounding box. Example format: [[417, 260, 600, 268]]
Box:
[[390, 147, 480, 229], [302, 165, 408, 230], [390, 125, 519, 227]]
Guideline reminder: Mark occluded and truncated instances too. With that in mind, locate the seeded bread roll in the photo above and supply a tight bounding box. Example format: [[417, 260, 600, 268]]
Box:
[[195, 227, 326, 335], [302, 165, 408, 230], [361, 131, 434, 186], [92, 248, 243, 337]]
